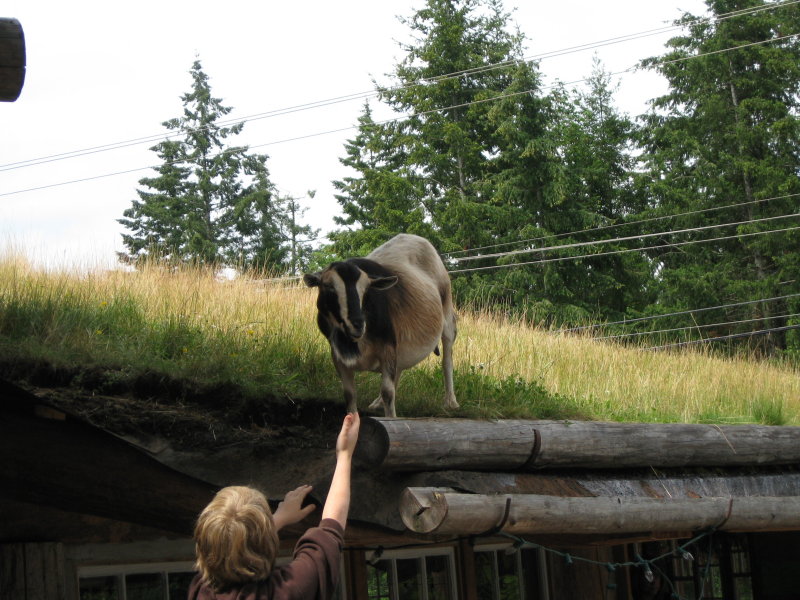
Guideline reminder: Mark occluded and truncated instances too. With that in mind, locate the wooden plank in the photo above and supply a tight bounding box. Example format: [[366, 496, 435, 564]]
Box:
[[0, 544, 25, 598], [359, 419, 800, 471], [400, 488, 733, 535], [355, 417, 538, 470], [25, 543, 47, 600], [0, 409, 217, 534]]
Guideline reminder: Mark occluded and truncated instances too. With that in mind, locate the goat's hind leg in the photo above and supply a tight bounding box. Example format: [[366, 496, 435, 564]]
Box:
[[441, 312, 459, 409]]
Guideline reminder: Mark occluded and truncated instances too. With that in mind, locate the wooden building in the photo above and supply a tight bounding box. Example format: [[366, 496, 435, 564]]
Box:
[[2, 379, 800, 600], [0, 18, 25, 102]]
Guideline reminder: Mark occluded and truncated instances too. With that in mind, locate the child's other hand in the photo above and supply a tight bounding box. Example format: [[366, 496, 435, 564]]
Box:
[[272, 484, 316, 531]]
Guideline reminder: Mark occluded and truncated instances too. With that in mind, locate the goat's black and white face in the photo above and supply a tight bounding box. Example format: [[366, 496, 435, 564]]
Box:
[[304, 261, 397, 341]]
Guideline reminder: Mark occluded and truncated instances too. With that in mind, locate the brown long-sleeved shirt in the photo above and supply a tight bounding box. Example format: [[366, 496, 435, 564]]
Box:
[[188, 519, 344, 600]]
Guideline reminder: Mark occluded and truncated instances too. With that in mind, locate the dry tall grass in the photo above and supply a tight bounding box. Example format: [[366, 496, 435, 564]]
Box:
[[1, 255, 798, 424]]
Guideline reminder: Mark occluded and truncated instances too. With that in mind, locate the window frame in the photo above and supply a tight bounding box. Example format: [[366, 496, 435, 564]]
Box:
[[473, 541, 549, 600], [365, 545, 458, 600], [78, 561, 196, 600]]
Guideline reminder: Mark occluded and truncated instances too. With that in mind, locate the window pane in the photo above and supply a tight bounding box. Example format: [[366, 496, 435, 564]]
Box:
[[675, 580, 695, 600], [497, 551, 521, 600], [734, 577, 753, 600], [519, 549, 541, 600], [425, 555, 453, 600], [395, 558, 422, 600], [126, 573, 165, 600], [367, 561, 391, 600], [475, 550, 498, 600], [167, 572, 196, 600], [80, 576, 119, 600]]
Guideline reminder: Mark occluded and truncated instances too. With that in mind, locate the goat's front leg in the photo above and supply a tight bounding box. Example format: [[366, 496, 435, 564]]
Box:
[[336, 362, 357, 413]]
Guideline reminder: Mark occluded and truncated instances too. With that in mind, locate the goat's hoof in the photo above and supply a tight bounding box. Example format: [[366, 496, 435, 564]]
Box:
[[368, 397, 384, 411]]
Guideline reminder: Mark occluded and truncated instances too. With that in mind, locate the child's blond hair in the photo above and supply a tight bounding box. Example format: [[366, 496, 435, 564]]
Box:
[[194, 486, 279, 591]]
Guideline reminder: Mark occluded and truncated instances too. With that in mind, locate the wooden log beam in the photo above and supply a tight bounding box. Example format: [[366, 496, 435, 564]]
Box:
[[355, 417, 538, 470], [358, 418, 800, 471], [532, 421, 800, 469], [0, 18, 25, 102], [399, 488, 800, 536]]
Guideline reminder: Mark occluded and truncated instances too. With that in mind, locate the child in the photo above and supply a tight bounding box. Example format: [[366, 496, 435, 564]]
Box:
[[188, 411, 360, 600]]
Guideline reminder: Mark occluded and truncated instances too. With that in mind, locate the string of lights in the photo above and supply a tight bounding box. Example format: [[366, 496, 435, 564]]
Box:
[[495, 527, 717, 600]]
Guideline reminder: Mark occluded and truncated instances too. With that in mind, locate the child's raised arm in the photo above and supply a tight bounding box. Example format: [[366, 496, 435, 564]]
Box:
[[321, 412, 360, 529]]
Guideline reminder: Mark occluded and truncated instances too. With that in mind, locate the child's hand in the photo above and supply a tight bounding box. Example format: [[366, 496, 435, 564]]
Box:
[[336, 411, 360, 458], [272, 484, 316, 531]]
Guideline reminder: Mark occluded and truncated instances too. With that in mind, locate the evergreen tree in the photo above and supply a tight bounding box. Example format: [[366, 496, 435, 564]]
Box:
[[547, 60, 652, 320], [330, 0, 646, 325], [330, 102, 433, 257], [119, 60, 284, 270], [638, 0, 800, 352], [274, 191, 320, 275]]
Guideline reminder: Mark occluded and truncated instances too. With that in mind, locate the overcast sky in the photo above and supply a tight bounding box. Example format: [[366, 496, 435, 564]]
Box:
[[1, 0, 708, 269]]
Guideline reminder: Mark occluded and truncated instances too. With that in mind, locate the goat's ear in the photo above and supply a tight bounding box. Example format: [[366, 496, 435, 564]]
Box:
[[370, 275, 398, 290], [303, 272, 322, 288]]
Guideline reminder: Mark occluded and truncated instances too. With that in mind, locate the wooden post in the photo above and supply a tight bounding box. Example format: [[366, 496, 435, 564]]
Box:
[[0, 543, 66, 600], [358, 418, 800, 471], [0, 18, 25, 101]]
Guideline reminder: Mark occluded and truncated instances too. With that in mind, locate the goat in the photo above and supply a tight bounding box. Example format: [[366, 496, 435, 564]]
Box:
[[303, 234, 458, 417]]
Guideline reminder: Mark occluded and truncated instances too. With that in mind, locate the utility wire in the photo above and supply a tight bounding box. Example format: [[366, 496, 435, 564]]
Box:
[[448, 224, 800, 274], [451, 211, 800, 263], [595, 312, 800, 340], [1, 30, 797, 199], [442, 193, 800, 258], [561, 292, 800, 332], [2, 0, 795, 173], [647, 323, 800, 351]]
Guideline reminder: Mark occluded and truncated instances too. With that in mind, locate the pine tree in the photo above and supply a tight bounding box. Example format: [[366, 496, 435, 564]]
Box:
[[638, 0, 800, 352], [119, 60, 283, 270], [330, 102, 433, 257]]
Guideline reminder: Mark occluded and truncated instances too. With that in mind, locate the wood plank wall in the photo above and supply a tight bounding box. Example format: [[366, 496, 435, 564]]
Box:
[[0, 543, 67, 600]]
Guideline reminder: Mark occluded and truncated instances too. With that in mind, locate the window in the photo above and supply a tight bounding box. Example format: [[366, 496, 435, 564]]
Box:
[[366, 547, 457, 600], [79, 562, 196, 600], [667, 534, 753, 600], [474, 543, 547, 600]]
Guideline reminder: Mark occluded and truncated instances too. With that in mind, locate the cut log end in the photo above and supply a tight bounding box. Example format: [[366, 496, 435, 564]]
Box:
[[354, 416, 391, 468]]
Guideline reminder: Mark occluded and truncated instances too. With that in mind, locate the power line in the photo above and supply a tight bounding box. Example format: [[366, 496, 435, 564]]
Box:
[[3, 0, 795, 173], [442, 193, 800, 258], [647, 323, 800, 351], [561, 292, 800, 333], [595, 312, 800, 340], [2, 30, 797, 198], [448, 224, 800, 274], [451, 211, 800, 263]]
